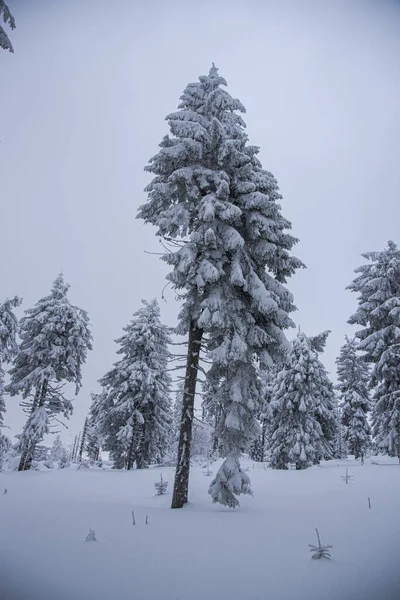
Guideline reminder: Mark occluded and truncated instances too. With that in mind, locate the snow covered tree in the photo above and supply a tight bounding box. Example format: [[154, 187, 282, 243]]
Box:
[[50, 434, 68, 465], [269, 333, 325, 470], [250, 367, 275, 462], [78, 417, 89, 462], [348, 241, 400, 460], [138, 65, 303, 508], [7, 274, 93, 471], [334, 406, 348, 460], [0, 296, 22, 429], [0, 0, 15, 53], [336, 336, 370, 461], [97, 299, 172, 470], [86, 400, 102, 462]]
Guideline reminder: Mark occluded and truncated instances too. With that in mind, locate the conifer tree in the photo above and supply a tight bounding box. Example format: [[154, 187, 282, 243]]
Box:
[[78, 417, 89, 462], [0, 296, 22, 429], [336, 336, 370, 461], [138, 65, 303, 508], [0, 0, 15, 53], [86, 402, 102, 462], [250, 367, 275, 462], [334, 406, 348, 460], [97, 299, 172, 470], [7, 274, 93, 471], [269, 333, 325, 470], [348, 241, 400, 460], [50, 434, 67, 464]]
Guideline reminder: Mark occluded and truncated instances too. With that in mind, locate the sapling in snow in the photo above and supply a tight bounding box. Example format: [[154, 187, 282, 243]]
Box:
[[85, 529, 97, 542], [341, 468, 354, 484], [3, 488, 7, 495], [154, 473, 168, 496], [308, 528, 332, 560]]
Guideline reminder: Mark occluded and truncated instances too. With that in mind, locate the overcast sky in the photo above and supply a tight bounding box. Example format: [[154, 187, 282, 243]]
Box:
[[1, 0, 399, 446]]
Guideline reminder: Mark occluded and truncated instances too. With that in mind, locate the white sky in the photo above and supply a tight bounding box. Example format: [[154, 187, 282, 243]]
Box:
[[1, 0, 400, 445]]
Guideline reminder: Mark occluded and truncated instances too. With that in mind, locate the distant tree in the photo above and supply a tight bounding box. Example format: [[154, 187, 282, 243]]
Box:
[[138, 64, 303, 508], [336, 336, 370, 461], [78, 417, 89, 462], [0, 296, 22, 429], [50, 434, 68, 465], [97, 299, 172, 470], [269, 333, 325, 470], [0, 0, 15, 53], [348, 241, 400, 460], [250, 367, 275, 462], [7, 274, 93, 471], [86, 401, 102, 461]]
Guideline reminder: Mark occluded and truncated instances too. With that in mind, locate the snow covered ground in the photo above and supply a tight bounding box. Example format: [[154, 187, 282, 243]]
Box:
[[0, 457, 399, 600]]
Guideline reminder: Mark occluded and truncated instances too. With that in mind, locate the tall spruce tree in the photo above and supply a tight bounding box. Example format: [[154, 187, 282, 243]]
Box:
[[97, 299, 172, 470], [7, 274, 93, 471], [0, 296, 22, 428], [269, 333, 325, 470], [348, 241, 400, 460], [309, 333, 337, 462], [336, 336, 370, 461], [138, 65, 303, 508]]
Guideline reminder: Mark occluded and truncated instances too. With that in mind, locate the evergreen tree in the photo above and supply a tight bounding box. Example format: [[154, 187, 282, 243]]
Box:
[[0, 0, 15, 53], [250, 367, 275, 462], [0, 296, 22, 428], [50, 434, 67, 464], [86, 400, 102, 461], [138, 65, 303, 508], [348, 241, 400, 460], [78, 417, 89, 462], [336, 336, 370, 461], [334, 406, 348, 460], [310, 337, 337, 462], [269, 333, 325, 470], [7, 274, 93, 471], [98, 299, 172, 470]]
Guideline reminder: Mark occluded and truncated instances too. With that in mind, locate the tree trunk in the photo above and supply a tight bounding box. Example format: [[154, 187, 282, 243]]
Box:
[[18, 380, 48, 471], [171, 323, 203, 509], [126, 435, 136, 471]]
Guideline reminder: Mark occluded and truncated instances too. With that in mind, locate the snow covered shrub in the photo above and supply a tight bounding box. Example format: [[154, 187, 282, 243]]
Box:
[[85, 529, 97, 542], [154, 473, 168, 496], [309, 528, 332, 560]]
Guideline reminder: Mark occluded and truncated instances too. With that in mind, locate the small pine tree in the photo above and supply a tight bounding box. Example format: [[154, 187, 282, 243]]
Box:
[[50, 435, 67, 464], [348, 241, 400, 460], [7, 274, 93, 471], [336, 336, 370, 461]]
